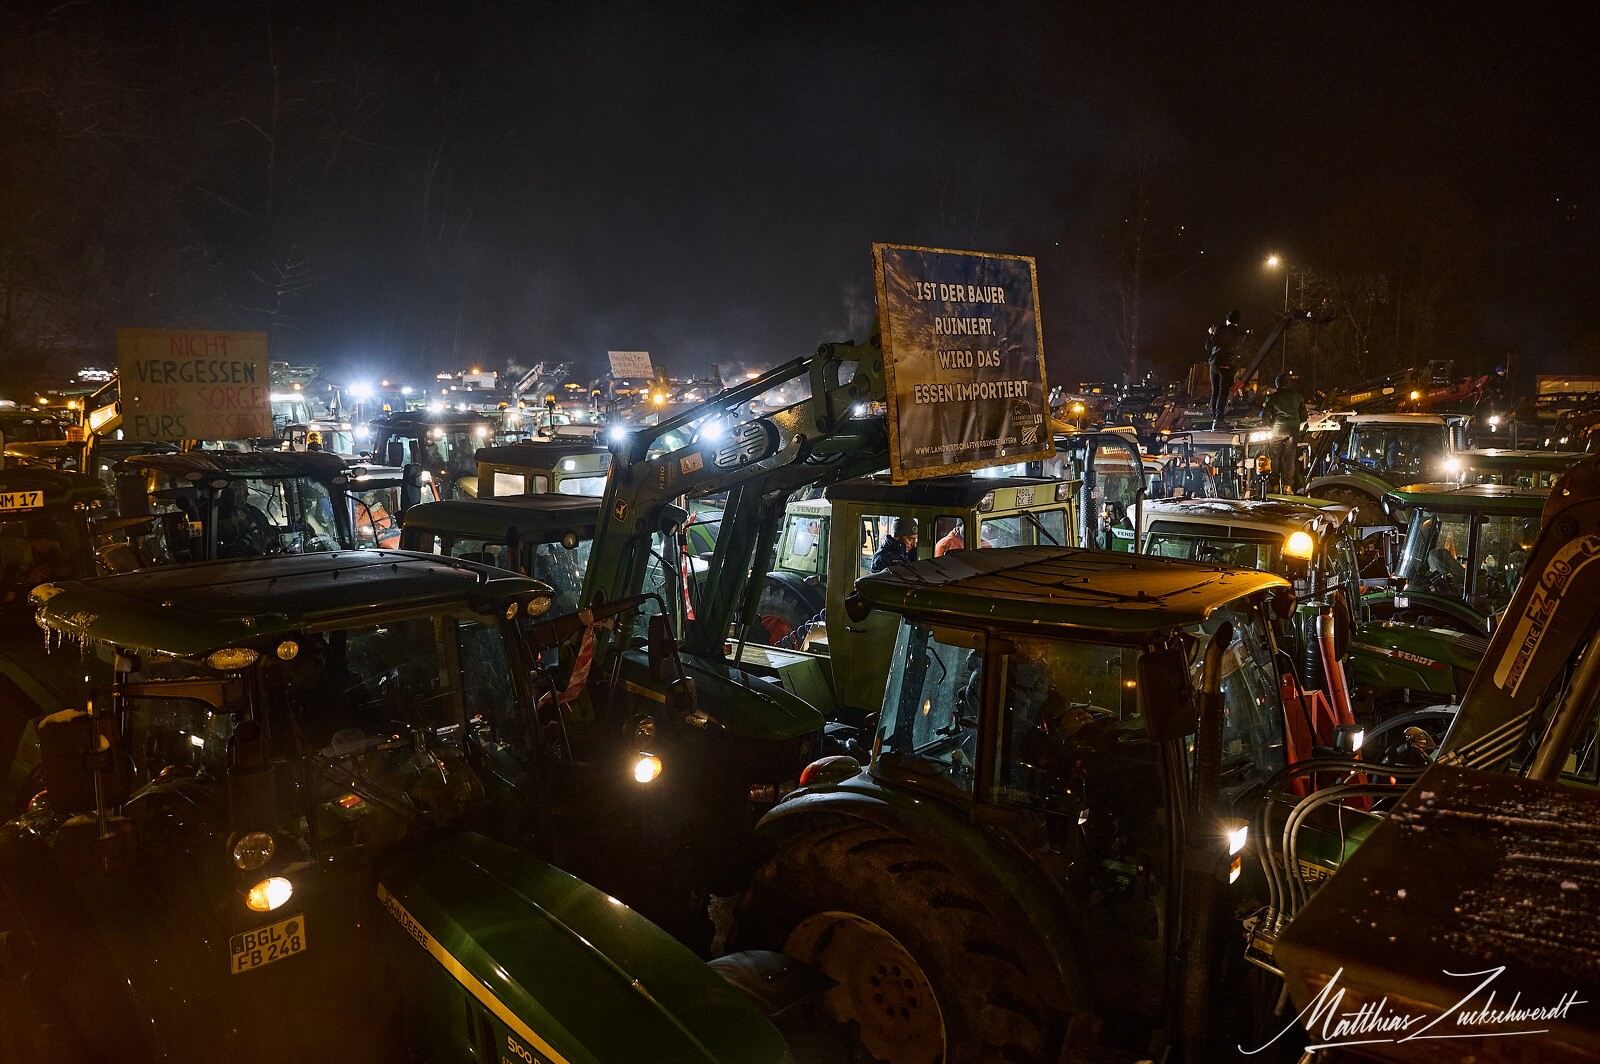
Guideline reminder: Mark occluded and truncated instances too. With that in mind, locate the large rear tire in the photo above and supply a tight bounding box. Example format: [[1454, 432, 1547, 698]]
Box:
[[736, 822, 1056, 1064], [757, 579, 821, 645]]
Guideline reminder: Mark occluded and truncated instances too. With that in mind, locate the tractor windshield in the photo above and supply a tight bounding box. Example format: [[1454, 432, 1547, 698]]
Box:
[[1346, 424, 1449, 478], [283, 612, 515, 826], [1145, 532, 1279, 571], [875, 607, 1286, 802], [1398, 510, 1537, 617]]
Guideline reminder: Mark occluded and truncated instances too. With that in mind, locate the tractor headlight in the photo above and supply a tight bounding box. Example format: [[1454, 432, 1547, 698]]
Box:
[[1283, 530, 1315, 559], [1225, 819, 1249, 857], [246, 876, 294, 912], [206, 647, 260, 672], [232, 831, 277, 871], [633, 753, 663, 783]]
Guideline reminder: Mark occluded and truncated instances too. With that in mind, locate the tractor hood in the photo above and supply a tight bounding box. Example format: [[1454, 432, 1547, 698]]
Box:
[[378, 832, 793, 1064]]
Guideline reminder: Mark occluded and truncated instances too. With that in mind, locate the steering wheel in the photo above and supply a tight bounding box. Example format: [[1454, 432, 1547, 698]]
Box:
[[220, 505, 272, 558]]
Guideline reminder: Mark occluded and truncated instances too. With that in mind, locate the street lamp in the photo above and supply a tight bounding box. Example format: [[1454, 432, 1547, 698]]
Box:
[[1266, 254, 1292, 375]]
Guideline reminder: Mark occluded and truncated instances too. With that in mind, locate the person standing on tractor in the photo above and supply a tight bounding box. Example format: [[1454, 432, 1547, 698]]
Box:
[[1205, 310, 1248, 428], [870, 517, 919, 572], [1260, 373, 1309, 491]]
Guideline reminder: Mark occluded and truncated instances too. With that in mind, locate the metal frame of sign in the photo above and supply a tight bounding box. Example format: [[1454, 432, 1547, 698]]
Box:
[[873, 243, 1052, 483]]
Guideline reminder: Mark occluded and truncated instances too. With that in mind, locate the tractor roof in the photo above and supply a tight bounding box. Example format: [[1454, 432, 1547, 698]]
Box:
[[401, 494, 602, 542], [118, 449, 349, 481], [32, 550, 548, 656], [369, 409, 495, 430], [826, 474, 1061, 510], [855, 545, 1285, 635], [1346, 413, 1447, 426], [475, 440, 611, 466], [1385, 481, 1549, 513], [1458, 448, 1585, 467], [1141, 497, 1351, 539]]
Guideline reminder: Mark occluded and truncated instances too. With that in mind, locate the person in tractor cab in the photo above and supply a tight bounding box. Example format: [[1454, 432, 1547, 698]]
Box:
[[933, 522, 994, 556], [870, 516, 919, 572], [217, 481, 273, 557]]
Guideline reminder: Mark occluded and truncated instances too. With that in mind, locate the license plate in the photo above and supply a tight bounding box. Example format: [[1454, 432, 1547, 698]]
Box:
[[0, 490, 44, 512], [229, 913, 307, 974]]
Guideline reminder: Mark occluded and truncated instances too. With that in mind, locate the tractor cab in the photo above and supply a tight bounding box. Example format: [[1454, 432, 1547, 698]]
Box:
[[474, 438, 612, 498], [742, 547, 1376, 1062], [366, 409, 496, 499], [113, 450, 360, 563], [3, 553, 793, 1064], [1371, 481, 1548, 634]]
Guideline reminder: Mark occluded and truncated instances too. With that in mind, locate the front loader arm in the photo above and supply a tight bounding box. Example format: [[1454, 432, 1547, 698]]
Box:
[[1440, 453, 1600, 763], [582, 336, 888, 661]]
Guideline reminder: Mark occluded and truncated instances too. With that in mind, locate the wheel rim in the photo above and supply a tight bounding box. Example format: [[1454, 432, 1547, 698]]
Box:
[[785, 911, 946, 1064]]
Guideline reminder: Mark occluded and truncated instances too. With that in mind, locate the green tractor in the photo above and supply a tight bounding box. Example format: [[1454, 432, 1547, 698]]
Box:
[[735, 547, 1376, 1063], [1361, 481, 1547, 635], [112, 450, 426, 563], [0, 552, 801, 1064], [1305, 412, 1468, 525], [1272, 453, 1600, 1061]]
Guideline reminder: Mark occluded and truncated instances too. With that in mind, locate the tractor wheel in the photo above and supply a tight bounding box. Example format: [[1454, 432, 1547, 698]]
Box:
[[735, 822, 1056, 1064], [1314, 486, 1386, 526], [757, 580, 820, 644]]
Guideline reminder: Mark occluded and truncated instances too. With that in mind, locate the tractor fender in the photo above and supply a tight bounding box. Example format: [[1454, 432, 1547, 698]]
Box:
[[1305, 472, 1388, 503], [754, 784, 1094, 1018], [379, 832, 790, 1064]]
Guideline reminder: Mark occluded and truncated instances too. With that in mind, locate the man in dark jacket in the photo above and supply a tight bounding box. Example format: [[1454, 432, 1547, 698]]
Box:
[[1205, 310, 1248, 427], [1260, 373, 1309, 490], [870, 517, 919, 572]]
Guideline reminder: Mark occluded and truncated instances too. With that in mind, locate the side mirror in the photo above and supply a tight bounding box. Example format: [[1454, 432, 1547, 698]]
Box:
[[114, 473, 151, 517], [843, 593, 872, 623], [1138, 647, 1198, 741], [401, 463, 425, 511], [648, 612, 677, 682]]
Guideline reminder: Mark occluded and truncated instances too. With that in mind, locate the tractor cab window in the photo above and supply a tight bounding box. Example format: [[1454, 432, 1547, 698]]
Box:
[[979, 508, 1067, 550], [1348, 424, 1448, 478], [876, 623, 983, 797], [1472, 514, 1537, 616], [1145, 533, 1277, 571], [1398, 512, 1471, 600], [1187, 609, 1288, 788], [292, 614, 499, 828], [557, 475, 607, 496]]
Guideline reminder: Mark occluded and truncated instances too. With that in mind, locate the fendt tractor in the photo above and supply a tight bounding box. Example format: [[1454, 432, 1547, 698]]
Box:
[[1272, 452, 1600, 1061], [0, 552, 802, 1064], [732, 546, 1381, 1063]]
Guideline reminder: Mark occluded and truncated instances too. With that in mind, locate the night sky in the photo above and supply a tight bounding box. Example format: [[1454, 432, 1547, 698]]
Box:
[[2, 0, 1593, 393]]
